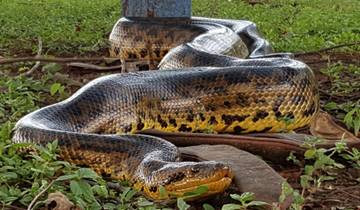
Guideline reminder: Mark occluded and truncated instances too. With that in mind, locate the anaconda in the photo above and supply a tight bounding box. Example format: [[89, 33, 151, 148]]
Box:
[[13, 17, 319, 201]]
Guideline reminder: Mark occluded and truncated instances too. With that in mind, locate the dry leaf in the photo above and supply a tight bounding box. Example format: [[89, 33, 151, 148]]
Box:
[[310, 111, 359, 142], [44, 192, 81, 210]]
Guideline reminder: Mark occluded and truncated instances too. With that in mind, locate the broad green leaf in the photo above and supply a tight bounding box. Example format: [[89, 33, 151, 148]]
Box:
[[124, 188, 137, 202], [183, 185, 208, 198], [56, 173, 79, 181], [203, 203, 215, 210], [304, 149, 316, 159], [92, 185, 108, 197], [221, 204, 242, 210], [103, 203, 116, 210], [50, 83, 61, 96], [279, 182, 293, 203], [304, 165, 314, 175], [0, 172, 18, 181], [324, 102, 337, 110], [300, 175, 312, 189], [70, 180, 82, 196], [137, 198, 154, 207], [230, 192, 255, 204], [247, 200, 269, 207], [78, 180, 96, 201], [177, 198, 190, 210], [78, 168, 99, 180]]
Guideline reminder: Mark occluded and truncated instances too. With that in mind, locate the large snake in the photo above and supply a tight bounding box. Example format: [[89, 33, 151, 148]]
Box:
[[13, 17, 319, 201]]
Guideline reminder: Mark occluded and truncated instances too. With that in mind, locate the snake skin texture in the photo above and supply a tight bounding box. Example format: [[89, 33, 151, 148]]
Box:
[[13, 17, 319, 201]]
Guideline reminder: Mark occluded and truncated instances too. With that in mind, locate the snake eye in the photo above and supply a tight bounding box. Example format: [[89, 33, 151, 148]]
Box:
[[191, 167, 200, 174], [149, 186, 158, 193]]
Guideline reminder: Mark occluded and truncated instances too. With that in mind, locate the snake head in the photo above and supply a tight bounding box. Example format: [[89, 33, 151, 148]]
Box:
[[140, 161, 233, 201]]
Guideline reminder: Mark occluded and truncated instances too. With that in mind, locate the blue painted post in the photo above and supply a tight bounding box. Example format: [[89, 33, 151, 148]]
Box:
[[122, 0, 192, 18]]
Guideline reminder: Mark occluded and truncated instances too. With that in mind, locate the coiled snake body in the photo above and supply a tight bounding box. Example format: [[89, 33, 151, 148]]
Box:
[[13, 17, 319, 201]]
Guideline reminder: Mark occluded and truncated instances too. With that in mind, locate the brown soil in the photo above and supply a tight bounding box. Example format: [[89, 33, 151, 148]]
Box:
[[278, 166, 360, 210]]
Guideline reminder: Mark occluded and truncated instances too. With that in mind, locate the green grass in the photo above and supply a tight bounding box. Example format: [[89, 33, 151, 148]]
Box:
[[0, 0, 359, 56], [193, 0, 360, 52], [0, 0, 119, 56]]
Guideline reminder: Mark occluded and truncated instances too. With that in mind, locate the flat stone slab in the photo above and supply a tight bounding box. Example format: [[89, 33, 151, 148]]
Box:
[[179, 145, 289, 207]]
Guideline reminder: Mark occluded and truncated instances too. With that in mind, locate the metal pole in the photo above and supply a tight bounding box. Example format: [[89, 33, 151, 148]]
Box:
[[122, 0, 191, 18]]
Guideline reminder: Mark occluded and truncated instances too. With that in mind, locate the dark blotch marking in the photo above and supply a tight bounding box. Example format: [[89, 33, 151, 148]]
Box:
[[234, 126, 246, 134], [223, 101, 231, 108], [154, 49, 161, 58], [222, 114, 249, 125], [157, 115, 168, 128], [272, 95, 285, 114], [137, 120, 145, 130], [123, 124, 132, 133], [275, 111, 282, 118], [252, 111, 269, 122], [178, 124, 192, 132], [128, 52, 137, 59], [101, 172, 111, 178], [209, 116, 218, 125], [161, 49, 169, 56], [140, 49, 148, 58], [199, 113, 206, 121], [169, 118, 177, 127], [186, 113, 194, 122], [137, 64, 150, 71], [113, 47, 120, 55], [236, 95, 250, 107], [165, 172, 186, 185]]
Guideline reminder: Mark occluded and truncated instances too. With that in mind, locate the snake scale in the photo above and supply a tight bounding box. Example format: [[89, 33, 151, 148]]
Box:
[[13, 17, 319, 201]]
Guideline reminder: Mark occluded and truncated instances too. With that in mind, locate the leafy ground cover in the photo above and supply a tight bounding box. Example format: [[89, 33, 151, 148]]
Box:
[[0, 0, 359, 209]]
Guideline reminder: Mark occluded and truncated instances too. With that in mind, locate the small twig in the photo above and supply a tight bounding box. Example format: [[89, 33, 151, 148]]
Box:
[[295, 42, 360, 56], [0, 56, 118, 65], [21, 37, 43, 76], [27, 180, 55, 210], [67, 62, 122, 71]]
